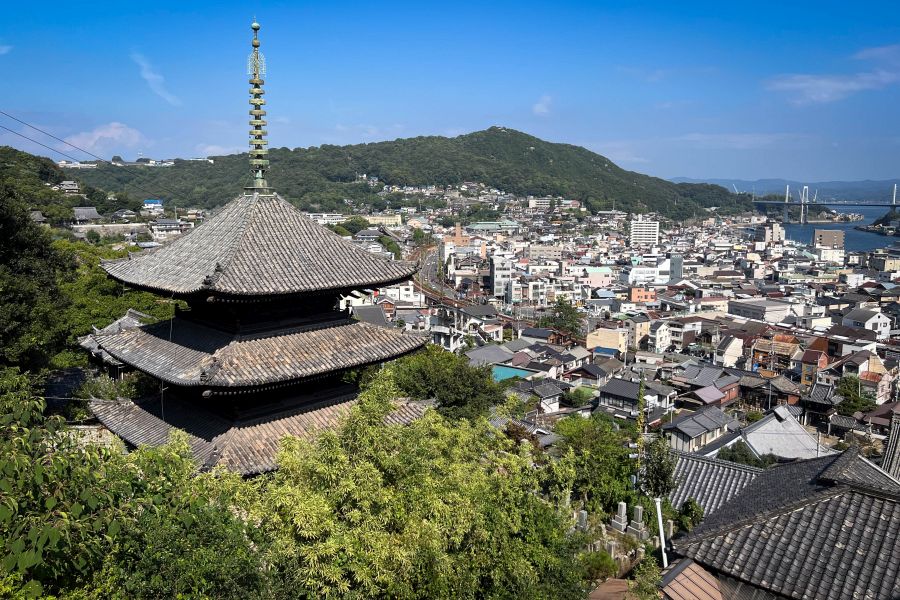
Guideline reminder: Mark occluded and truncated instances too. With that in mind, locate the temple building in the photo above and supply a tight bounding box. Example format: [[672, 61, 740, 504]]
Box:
[[87, 21, 427, 475]]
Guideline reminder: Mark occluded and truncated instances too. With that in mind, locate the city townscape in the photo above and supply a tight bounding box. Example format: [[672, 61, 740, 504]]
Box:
[[3, 4, 900, 600]]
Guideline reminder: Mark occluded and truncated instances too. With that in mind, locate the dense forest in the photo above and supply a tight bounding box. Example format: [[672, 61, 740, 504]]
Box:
[[72, 127, 753, 219]]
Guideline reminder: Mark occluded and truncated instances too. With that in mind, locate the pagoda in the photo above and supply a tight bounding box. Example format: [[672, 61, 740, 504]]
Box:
[[88, 21, 426, 475]]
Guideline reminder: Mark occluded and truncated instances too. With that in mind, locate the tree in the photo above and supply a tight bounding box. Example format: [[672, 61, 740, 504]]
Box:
[[0, 367, 263, 599], [538, 298, 584, 337], [580, 550, 617, 583], [555, 413, 635, 513], [677, 498, 704, 532], [641, 436, 676, 499], [716, 441, 777, 468], [341, 215, 371, 234], [393, 345, 507, 419], [836, 375, 877, 416], [562, 386, 594, 407], [379, 235, 402, 259], [412, 227, 426, 246], [631, 557, 661, 599], [0, 187, 73, 370], [253, 367, 588, 599]]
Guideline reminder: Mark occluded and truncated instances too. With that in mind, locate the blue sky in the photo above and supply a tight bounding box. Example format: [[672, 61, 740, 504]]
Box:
[[2, 0, 899, 181]]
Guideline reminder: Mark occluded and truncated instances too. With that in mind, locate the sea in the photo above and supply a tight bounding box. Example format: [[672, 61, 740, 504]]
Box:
[[782, 205, 896, 253]]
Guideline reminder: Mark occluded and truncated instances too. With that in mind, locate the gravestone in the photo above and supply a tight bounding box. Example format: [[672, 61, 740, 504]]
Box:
[[610, 501, 629, 532]]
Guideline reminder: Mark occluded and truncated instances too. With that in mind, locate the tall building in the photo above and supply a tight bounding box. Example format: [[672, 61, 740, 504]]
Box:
[[86, 22, 426, 475], [630, 215, 660, 247], [814, 229, 845, 249], [754, 222, 784, 244]]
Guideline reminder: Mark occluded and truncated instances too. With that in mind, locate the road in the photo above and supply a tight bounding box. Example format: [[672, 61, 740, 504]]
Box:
[[408, 245, 533, 324]]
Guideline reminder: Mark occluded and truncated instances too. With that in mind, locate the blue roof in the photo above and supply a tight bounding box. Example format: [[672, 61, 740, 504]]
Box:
[[143, 198, 163, 204], [593, 347, 619, 356]]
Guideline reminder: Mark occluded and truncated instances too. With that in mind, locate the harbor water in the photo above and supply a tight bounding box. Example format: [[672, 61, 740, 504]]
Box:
[[782, 205, 895, 252]]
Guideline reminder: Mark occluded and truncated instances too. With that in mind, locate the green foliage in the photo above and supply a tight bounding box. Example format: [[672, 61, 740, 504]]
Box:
[[329, 224, 352, 236], [836, 375, 877, 416], [393, 345, 508, 419], [562, 386, 595, 407], [677, 498, 704, 532], [0, 185, 73, 371], [73, 129, 750, 218], [537, 298, 584, 337], [630, 556, 662, 599], [640, 436, 676, 499], [378, 235, 402, 259], [716, 441, 777, 468], [92, 497, 263, 599], [0, 350, 604, 598], [250, 365, 587, 599], [50, 240, 176, 367], [580, 550, 617, 583], [341, 215, 371, 234], [555, 413, 635, 513], [746, 409, 764, 423], [411, 227, 427, 246]]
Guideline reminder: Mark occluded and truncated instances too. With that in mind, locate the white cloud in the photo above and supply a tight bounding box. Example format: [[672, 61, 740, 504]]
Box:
[[768, 42, 900, 104], [590, 141, 649, 164], [853, 44, 900, 63], [195, 143, 244, 156], [532, 95, 552, 116], [65, 122, 143, 154], [0, 46, 12, 55], [131, 52, 181, 106], [767, 70, 899, 104]]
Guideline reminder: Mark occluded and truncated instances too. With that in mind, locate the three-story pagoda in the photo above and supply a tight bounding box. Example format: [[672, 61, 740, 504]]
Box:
[[89, 21, 426, 474]]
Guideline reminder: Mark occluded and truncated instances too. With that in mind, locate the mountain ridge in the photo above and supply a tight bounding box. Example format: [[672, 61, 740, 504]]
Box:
[[67, 127, 752, 218]]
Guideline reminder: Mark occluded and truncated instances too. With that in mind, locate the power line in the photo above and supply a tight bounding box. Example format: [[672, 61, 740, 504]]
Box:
[[0, 123, 86, 164], [0, 122, 185, 208], [0, 110, 186, 202]]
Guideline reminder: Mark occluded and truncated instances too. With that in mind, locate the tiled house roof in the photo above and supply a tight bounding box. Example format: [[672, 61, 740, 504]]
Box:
[[669, 451, 762, 515], [102, 193, 418, 296], [672, 450, 900, 600]]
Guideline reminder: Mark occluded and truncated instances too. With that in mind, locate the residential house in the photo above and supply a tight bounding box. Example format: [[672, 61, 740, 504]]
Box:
[[842, 308, 892, 341], [663, 406, 731, 453], [714, 335, 743, 368], [73, 206, 102, 224]]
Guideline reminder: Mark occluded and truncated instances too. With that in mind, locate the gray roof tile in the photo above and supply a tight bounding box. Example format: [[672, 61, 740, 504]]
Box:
[[96, 318, 426, 388], [674, 450, 900, 600], [103, 193, 417, 296]]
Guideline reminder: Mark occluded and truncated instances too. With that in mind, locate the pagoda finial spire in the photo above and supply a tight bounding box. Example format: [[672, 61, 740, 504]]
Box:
[[247, 20, 270, 193]]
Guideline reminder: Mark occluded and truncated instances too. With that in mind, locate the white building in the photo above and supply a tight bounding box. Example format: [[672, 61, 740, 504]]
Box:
[[842, 308, 892, 341], [630, 215, 660, 247], [305, 213, 347, 226]]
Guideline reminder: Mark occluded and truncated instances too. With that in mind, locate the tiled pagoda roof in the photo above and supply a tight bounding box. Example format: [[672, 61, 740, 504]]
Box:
[[102, 192, 418, 297], [95, 318, 426, 390]]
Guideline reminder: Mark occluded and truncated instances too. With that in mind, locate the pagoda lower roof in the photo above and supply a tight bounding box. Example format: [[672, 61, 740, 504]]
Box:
[[94, 317, 426, 390], [90, 392, 428, 475], [102, 192, 418, 297]]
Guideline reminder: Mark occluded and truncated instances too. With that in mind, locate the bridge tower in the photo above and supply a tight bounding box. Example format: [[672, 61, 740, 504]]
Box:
[[783, 184, 790, 223]]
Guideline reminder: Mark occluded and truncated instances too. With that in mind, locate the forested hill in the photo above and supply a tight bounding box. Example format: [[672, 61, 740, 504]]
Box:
[[75, 127, 751, 218]]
